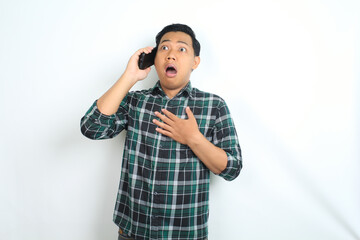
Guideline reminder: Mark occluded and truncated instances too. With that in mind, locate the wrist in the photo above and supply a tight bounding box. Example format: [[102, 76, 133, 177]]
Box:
[[187, 131, 205, 148], [121, 72, 139, 85]]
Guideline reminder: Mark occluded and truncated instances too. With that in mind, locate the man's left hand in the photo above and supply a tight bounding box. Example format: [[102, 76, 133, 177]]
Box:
[[153, 107, 200, 146]]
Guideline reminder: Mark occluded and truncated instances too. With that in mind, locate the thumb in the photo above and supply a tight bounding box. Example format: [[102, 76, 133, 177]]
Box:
[[144, 66, 152, 74]]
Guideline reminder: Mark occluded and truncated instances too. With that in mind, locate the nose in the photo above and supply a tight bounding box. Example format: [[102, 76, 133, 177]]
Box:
[[166, 50, 176, 61]]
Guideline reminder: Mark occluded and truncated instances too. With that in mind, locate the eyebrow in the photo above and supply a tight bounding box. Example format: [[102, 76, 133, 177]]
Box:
[[160, 39, 190, 46]]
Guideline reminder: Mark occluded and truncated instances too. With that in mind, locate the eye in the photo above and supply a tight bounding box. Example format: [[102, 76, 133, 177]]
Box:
[[161, 46, 169, 50], [179, 47, 187, 52]]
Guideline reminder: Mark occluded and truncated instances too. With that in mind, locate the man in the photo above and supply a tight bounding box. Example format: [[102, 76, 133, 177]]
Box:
[[80, 24, 242, 240]]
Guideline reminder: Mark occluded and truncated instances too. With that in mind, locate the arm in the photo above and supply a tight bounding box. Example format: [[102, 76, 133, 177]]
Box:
[[97, 47, 154, 115], [80, 47, 154, 139], [187, 127, 228, 174], [153, 104, 242, 180], [153, 107, 228, 174]]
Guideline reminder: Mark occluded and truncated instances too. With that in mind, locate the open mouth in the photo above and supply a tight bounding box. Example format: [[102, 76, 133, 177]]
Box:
[[165, 64, 177, 77]]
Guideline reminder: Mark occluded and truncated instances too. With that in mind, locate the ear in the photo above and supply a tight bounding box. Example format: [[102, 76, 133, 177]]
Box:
[[192, 56, 201, 70]]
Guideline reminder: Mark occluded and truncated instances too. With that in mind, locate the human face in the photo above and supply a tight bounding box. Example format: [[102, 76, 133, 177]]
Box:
[[154, 31, 200, 98]]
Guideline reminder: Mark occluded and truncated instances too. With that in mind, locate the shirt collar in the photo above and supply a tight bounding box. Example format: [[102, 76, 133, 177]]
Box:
[[151, 81, 194, 99]]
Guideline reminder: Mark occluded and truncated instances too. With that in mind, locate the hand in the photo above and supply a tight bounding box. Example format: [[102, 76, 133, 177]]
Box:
[[123, 47, 154, 82], [153, 107, 201, 146], [154, 107, 229, 174]]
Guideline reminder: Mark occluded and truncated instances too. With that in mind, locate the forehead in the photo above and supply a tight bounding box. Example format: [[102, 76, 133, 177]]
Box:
[[159, 31, 193, 45]]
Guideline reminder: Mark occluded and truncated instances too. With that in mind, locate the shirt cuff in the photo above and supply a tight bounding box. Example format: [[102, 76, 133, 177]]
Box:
[[218, 152, 242, 181]]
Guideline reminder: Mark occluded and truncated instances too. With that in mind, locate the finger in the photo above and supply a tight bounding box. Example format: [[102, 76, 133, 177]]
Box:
[[154, 111, 174, 124], [185, 107, 195, 120], [153, 119, 172, 131], [144, 67, 152, 74], [155, 127, 173, 138], [144, 46, 155, 54], [161, 109, 178, 121], [148, 46, 156, 53], [133, 47, 153, 62]]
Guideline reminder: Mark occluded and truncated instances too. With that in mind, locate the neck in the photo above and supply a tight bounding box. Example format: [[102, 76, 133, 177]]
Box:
[[159, 80, 190, 99], [163, 88, 180, 99]]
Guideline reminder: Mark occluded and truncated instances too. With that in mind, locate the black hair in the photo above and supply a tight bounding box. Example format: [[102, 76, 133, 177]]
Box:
[[155, 23, 201, 56]]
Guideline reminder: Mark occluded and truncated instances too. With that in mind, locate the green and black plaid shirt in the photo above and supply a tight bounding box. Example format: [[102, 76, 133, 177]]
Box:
[[80, 81, 242, 240]]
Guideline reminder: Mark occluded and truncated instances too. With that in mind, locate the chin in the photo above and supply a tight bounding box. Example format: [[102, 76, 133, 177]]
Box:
[[161, 78, 186, 88]]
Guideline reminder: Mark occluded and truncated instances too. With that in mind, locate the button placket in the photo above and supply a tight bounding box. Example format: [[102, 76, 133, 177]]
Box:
[[149, 96, 171, 238]]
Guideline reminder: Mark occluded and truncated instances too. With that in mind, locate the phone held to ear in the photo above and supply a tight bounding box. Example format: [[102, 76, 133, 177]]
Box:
[[138, 47, 157, 70]]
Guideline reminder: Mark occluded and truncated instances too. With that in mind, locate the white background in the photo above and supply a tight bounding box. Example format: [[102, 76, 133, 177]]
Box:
[[1, 0, 359, 239]]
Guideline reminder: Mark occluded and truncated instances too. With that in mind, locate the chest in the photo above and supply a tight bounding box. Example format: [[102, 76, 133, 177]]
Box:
[[127, 96, 217, 138]]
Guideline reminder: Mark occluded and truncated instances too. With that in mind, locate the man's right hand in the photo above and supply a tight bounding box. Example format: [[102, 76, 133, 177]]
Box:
[[123, 47, 155, 83]]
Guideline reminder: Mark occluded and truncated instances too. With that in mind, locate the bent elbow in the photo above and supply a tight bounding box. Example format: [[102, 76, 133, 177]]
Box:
[[219, 157, 242, 181]]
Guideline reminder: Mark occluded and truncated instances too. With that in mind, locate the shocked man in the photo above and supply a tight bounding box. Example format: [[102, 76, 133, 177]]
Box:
[[81, 23, 242, 240]]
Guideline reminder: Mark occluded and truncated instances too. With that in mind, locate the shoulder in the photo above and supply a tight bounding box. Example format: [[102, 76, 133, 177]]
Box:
[[125, 87, 154, 102], [191, 87, 233, 121], [191, 87, 228, 108]]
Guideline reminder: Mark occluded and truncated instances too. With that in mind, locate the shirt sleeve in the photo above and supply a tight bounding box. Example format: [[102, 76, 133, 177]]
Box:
[[80, 96, 129, 140], [212, 99, 242, 181]]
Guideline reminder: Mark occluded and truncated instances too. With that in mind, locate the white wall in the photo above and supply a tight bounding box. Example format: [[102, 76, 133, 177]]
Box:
[[1, 0, 359, 239]]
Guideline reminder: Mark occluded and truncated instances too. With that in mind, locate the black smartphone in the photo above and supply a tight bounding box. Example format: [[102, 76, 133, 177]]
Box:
[[138, 47, 157, 70]]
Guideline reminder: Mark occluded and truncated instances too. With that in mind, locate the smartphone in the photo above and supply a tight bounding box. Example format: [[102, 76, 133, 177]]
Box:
[[138, 47, 157, 70]]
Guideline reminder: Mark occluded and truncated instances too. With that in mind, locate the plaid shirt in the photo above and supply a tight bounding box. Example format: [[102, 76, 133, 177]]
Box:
[[80, 81, 242, 240]]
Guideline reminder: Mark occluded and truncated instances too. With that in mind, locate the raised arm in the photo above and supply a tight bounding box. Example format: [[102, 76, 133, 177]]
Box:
[[80, 47, 155, 139], [97, 47, 154, 115]]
